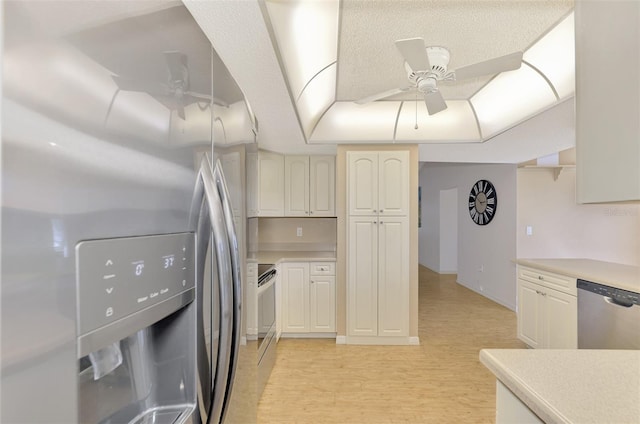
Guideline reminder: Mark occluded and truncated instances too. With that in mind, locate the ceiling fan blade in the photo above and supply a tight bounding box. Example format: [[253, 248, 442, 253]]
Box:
[[164, 51, 188, 82], [424, 91, 447, 115], [185, 91, 213, 102], [355, 87, 412, 104], [395, 38, 431, 72], [453, 51, 523, 81], [112, 75, 171, 96]]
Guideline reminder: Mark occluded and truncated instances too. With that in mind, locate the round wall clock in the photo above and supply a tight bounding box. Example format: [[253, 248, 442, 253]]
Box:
[[468, 180, 497, 225]]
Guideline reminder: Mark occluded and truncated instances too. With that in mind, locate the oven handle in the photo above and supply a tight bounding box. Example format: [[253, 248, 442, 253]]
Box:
[[257, 275, 276, 295]]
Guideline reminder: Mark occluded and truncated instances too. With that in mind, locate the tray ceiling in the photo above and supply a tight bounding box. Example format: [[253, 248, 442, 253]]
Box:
[[337, 0, 574, 102]]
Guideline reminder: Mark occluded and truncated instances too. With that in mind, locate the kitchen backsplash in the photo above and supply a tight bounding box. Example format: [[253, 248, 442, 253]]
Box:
[[257, 217, 337, 252]]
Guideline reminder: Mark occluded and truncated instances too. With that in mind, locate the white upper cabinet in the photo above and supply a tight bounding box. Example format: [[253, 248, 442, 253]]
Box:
[[249, 151, 335, 217], [378, 152, 409, 216], [285, 155, 335, 217], [348, 151, 409, 216], [285, 156, 310, 216], [575, 1, 640, 203], [309, 156, 336, 217], [348, 152, 378, 216], [247, 151, 285, 217]]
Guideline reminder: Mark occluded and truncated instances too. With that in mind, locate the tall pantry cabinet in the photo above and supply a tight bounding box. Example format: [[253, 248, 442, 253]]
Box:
[[346, 151, 410, 341]]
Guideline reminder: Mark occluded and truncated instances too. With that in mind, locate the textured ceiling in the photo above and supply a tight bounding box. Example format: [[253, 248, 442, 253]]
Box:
[[337, 0, 574, 102]]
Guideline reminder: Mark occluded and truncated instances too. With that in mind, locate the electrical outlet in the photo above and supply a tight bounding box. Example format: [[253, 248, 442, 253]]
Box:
[[526, 226, 533, 236], [296, 227, 303, 237], [479, 265, 484, 272], [479, 285, 484, 292]]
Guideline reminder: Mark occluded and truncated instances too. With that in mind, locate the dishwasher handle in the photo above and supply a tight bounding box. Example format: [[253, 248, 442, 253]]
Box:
[[604, 296, 634, 308]]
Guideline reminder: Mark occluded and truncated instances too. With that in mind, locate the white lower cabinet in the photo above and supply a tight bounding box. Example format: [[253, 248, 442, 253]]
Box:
[[281, 261, 336, 335], [347, 216, 409, 338], [517, 266, 577, 349], [496, 381, 543, 424], [309, 274, 336, 332]]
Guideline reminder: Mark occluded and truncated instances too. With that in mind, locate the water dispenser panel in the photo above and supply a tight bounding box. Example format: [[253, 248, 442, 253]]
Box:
[[76, 233, 195, 336]]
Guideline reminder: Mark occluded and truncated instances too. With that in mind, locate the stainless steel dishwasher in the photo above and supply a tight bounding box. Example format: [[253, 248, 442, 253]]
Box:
[[577, 279, 640, 349]]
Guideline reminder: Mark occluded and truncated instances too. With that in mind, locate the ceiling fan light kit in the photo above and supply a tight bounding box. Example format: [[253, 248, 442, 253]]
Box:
[[356, 37, 524, 116]]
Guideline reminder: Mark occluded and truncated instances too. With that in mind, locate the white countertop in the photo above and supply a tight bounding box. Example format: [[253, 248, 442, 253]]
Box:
[[516, 258, 640, 293], [480, 349, 640, 424], [249, 250, 336, 264]]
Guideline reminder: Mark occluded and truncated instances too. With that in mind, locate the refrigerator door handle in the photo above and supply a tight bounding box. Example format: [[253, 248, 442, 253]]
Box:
[[191, 154, 234, 424], [194, 199, 213, 424], [213, 159, 242, 422]]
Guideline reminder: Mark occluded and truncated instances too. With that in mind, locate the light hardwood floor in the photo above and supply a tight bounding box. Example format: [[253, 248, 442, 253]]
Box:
[[257, 266, 525, 423]]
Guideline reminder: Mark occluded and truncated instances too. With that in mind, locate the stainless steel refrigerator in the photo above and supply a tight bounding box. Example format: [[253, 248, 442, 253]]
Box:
[[1, 2, 256, 423]]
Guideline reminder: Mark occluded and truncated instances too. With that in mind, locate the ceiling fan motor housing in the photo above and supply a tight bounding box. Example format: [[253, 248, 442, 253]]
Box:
[[405, 46, 450, 85], [417, 77, 437, 93]]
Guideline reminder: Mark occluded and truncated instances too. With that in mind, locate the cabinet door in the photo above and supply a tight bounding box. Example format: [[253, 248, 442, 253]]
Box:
[[348, 217, 378, 336], [517, 280, 543, 349], [285, 155, 310, 216], [281, 262, 309, 333], [257, 152, 284, 216], [348, 152, 378, 216], [310, 275, 335, 332], [575, 1, 640, 203], [378, 151, 409, 216], [544, 288, 577, 349], [377, 216, 409, 336], [310, 155, 335, 217]]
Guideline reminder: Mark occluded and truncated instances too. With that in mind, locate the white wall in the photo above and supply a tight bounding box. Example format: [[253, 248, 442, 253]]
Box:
[[517, 168, 640, 266], [419, 163, 518, 309], [439, 188, 458, 273]]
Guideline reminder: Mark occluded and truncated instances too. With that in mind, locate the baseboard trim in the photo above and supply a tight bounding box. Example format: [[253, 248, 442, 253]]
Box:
[[345, 336, 416, 346], [280, 333, 337, 339], [456, 278, 516, 311], [335, 335, 347, 345], [409, 336, 420, 345]]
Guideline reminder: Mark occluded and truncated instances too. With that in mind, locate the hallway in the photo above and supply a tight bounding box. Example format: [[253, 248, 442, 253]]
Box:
[[257, 266, 525, 423]]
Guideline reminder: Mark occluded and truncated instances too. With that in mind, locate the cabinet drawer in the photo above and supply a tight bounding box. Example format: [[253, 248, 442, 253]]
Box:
[[518, 266, 577, 296], [309, 262, 335, 276]]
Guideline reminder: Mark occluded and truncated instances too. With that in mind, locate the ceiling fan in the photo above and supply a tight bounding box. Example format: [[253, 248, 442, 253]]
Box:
[[356, 38, 524, 116], [112, 51, 211, 120]]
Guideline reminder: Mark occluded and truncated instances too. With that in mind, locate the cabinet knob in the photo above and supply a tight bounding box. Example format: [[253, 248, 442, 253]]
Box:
[[380, 209, 384, 213], [373, 209, 377, 213], [310, 280, 315, 284], [373, 221, 377, 224], [310, 211, 313, 214], [380, 221, 384, 224], [538, 276, 544, 280]]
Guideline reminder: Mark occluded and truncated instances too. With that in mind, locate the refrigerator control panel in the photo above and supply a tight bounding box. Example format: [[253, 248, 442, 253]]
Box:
[[76, 233, 195, 336]]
